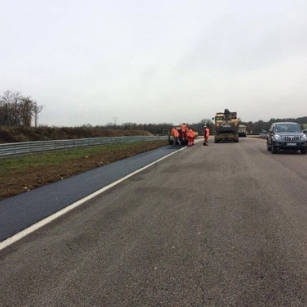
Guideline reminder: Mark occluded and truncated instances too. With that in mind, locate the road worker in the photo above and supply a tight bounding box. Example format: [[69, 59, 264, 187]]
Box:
[[171, 127, 181, 146], [181, 123, 187, 141], [187, 127, 195, 146], [203, 125, 210, 146]]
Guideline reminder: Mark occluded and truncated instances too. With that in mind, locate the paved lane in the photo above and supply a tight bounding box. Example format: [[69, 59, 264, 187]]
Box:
[[1, 137, 307, 306], [0, 145, 181, 242]]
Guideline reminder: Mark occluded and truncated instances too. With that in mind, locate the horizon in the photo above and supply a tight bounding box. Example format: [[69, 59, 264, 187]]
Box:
[[1, 0, 307, 126]]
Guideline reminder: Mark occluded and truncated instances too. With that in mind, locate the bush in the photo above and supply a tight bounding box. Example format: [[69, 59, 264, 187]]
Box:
[[0, 126, 153, 143]]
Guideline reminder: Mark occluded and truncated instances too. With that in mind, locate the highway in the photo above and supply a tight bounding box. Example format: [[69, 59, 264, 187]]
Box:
[[1, 136, 307, 306], [0, 145, 180, 243]]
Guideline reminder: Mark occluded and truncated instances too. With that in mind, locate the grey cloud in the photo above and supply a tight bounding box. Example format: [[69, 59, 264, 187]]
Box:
[[175, 13, 307, 74]]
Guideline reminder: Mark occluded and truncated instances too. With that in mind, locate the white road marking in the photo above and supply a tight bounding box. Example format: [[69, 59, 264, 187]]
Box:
[[0, 147, 186, 251]]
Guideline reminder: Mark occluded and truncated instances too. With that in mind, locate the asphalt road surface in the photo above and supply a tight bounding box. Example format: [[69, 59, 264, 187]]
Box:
[[0, 145, 180, 242], [1, 137, 307, 307]]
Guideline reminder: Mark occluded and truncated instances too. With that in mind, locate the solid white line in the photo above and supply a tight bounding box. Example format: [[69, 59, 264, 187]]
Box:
[[0, 147, 186, 251]]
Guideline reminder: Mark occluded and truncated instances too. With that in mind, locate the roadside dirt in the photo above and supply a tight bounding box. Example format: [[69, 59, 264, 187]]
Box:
[[0, 141, 167, 201]]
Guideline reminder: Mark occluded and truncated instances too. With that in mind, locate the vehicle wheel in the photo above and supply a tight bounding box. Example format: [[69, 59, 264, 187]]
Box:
[[271, 143, 277, 154], [301, 148, 307, 155], [267, 141, 271, 151]]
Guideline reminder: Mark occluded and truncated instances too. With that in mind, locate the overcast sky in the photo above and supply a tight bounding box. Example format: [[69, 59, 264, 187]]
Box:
[[1, 0, 307, 126]]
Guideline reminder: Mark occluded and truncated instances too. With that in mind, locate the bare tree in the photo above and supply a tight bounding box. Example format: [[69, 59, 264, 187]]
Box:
[[0, 91, 12, 125], [0, 98, 5, 126], [0, 91, 22, 126], [19, 96, 34, 127], [0, 91, 44, 127]]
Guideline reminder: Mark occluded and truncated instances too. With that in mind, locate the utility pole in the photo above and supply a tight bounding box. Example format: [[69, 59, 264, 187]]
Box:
[[113, 117, 117, 126]]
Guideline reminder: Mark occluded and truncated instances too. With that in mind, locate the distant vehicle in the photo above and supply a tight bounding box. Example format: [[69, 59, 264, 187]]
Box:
[[238, 125, 247, 137], [259, 130, 268, 137], [212, 109, 239, 143], [267, 122, 307, 154]]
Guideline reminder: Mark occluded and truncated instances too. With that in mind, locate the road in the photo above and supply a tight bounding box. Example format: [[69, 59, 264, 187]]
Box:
[[1, 137, 307, 306], [0, 145, 180, 243]]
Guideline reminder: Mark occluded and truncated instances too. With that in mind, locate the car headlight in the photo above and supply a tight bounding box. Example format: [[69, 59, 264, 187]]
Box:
[[301, 134, 307, 140], [274, 134, 282, 140]]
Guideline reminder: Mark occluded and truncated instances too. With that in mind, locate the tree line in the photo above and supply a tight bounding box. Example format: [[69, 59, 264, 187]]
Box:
[[104, 119, 214, 136], [1, 89, 306, 135], [242, 117, 307, 134], [104, 116, 307, 136], [0, 91, 44, 127]]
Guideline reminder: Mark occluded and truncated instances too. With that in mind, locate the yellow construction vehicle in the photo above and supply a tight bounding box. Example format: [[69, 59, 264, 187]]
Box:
[[212, 109, 239, 143]]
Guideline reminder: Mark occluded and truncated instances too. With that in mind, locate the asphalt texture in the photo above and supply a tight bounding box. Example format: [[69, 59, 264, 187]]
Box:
[[0, 145, 181, 242], [1, 137, 307, 306]]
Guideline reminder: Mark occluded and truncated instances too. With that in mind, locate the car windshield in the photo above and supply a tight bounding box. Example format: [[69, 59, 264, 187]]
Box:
[[275, 124, 301, 133]]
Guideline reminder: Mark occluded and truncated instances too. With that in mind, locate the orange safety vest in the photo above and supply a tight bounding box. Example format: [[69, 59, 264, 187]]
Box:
[[172, 128, 179, 138], [204, 127, 210, 138], [181, 124, 187, 132], [188, 129, 194, 138]]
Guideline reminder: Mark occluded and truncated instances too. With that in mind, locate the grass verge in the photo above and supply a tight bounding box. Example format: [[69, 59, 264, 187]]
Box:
[[0, 140, 167, 201]]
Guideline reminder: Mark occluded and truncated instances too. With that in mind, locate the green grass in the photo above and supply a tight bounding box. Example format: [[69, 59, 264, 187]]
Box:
[[0, 140, 166, 178]]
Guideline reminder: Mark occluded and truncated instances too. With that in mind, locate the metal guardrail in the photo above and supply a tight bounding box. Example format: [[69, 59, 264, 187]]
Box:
[[0, 135, 168, 158]]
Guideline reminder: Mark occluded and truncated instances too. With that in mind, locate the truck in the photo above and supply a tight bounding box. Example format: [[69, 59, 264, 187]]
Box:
[[212, 109, 239, 143], [238, 124, 247, 137]]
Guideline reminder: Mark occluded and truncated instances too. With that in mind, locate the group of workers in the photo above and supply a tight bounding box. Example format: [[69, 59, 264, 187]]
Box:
[[171, 123, 210, 147]]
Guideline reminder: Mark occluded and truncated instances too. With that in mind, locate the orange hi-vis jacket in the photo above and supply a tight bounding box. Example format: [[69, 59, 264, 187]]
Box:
[[172, 128, 179, 138], [187, 129, 195, 138], [204, 127, 210, 138]]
